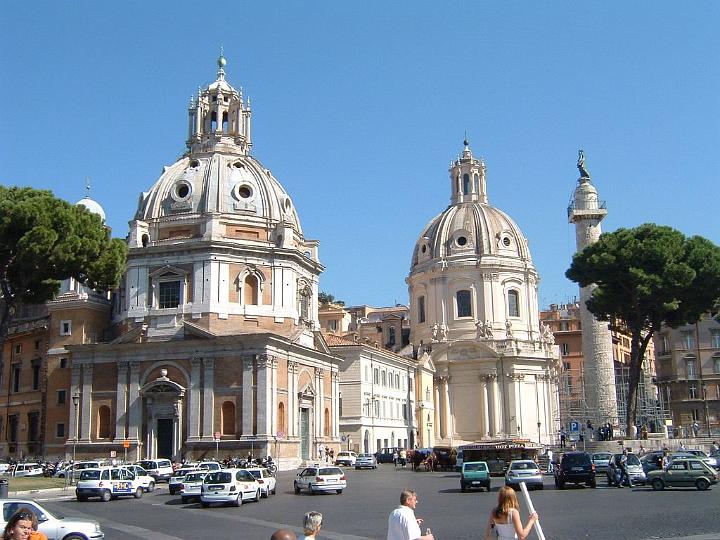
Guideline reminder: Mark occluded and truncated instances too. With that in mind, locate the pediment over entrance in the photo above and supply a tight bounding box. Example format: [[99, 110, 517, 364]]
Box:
[[140, 370, 186, 397], [298, 382, 316, 399]]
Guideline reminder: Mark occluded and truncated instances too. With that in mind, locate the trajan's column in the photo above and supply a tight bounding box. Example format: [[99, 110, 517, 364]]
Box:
[[567, 150, 619, 429]]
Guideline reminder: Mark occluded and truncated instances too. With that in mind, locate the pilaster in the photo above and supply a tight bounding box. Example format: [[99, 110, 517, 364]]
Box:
[[201, 358, 215, 439], [114, 360, 129, 441]]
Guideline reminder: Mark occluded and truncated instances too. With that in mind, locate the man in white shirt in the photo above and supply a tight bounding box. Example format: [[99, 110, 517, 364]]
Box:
[[387, 489, 434, 540]]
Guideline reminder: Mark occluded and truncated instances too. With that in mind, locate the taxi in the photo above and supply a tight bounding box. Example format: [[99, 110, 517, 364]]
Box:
[[200, 468, 261, 507], [76, 466, 145, 502]]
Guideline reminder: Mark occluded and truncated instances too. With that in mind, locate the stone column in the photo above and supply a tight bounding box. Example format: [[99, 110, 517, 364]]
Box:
[[491, 375, 502, 435], [187, 358, 202, 440], [242, 357, 254, 437], [288, 360, 298, 438], [442, 377, 452, 440], [317, 368, 325, 438], [270, 357, 278, 439], [114, 360, 129, 441], [433, 383, 441, 439], [480, 374, 491, 437], [256, 354, 272, 438], [202, 358, 215, 439], [69, 364, 81, 442], [80, 364, 93, 441], [507, 374, 524, 435], [128, 361, 141, 441], [332, 370, 340, 438]]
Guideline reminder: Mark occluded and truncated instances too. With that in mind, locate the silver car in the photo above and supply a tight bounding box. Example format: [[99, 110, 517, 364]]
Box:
[[355, 453, 378, 469], [592, 452, 613, 474], [180, 471, 207, 503], [0, 499, 104, 539], [505, 460, 543, 490]]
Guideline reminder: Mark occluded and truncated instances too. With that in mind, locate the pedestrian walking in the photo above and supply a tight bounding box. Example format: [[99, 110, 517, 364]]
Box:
[[400, 449, 407, 467], [617, 448, 634, 488], [301, 511, 322, 540], [387, 489, 434, 540], [559, 428, 566, 448], [393, 450, 399, 468], [484, 486, 538, 540], [546, 449, 553, 474]]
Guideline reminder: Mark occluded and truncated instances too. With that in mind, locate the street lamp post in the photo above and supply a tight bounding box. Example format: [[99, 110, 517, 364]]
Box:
[[71, 393, 80, 485]]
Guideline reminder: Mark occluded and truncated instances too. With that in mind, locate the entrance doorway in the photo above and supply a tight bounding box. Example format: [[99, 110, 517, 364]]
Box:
[[156, 419, 174, 459], [300, 408, 310, 460]]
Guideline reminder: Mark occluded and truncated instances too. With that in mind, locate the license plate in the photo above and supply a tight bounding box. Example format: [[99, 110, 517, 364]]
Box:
[[472, 481, 480, 485], [572, 467, 583, 472], [209, 484, 223, 490]]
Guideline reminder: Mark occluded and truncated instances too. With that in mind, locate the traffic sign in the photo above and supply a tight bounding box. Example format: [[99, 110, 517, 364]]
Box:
[[570, 421, 580, 432], [123, 440, 130, 449]]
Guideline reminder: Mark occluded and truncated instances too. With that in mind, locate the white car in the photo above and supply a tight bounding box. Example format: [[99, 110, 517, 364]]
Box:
[[54, 461, 105, 479], [76, 467, 145, 502], [190, 461, 221, 472], [0, 499, 104, 539], [122, 465, 156, 492], [335, 451, 357, 466], [294, 465, 346, 495], [135, 459, 174, 483], [246, 467, 276, 498], [201, 468, 261, 507], [169, 467, 202, 495], [180, 471, 208, 503], [11, 463, 44, 477]]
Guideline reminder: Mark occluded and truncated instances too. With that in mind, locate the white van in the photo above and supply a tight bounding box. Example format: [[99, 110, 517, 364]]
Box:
[[12, 463, 44, 477], [136, 459, 174, 483]]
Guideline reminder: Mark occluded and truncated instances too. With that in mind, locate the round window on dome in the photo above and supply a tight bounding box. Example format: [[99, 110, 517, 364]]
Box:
[[457, 236, 468, 247], [189, 160, 200, 168], [232, 161, 245, 169], [284, 198, 292, 211], [171, 180, 193, 202], [234, 184, 253, 200], [502, 236, 512, 247]]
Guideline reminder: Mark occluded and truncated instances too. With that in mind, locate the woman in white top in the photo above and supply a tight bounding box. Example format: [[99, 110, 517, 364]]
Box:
[[484, 486, 538, 540]]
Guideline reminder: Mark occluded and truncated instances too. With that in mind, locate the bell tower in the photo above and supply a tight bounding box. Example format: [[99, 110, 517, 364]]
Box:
[[449, 139, 487, 205]]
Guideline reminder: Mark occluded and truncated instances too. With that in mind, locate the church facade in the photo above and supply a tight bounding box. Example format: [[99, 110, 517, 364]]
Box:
[[407, 142, 560, 445], [67, 55, 341, 467]]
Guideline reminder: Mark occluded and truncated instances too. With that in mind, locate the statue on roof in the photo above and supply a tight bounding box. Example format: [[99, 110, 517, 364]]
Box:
[[577, 149, 591, 179]]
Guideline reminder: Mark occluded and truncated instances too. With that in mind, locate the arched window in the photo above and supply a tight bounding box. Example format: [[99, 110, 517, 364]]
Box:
[[324, 408, 331, 437], [456, 289, 472, 317], [374, 368, 379, 384], [222, 111, 229, 133], [418, 296, 426, 323], [97, 405, 112, 439], [244, 275, 258, 305], [508, 290, 520, 317], [278, 402, 286, 436], [388, 326, 396, 346], [395, 373, 400, 388], [463, 174, 470, 195], [210, 111, 218, 131], [474, 173, 479, 193], [221, 401, 236, 435]]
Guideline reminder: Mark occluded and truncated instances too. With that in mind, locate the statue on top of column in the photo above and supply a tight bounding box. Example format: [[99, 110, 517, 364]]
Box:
[[577, 149, 591, 179]]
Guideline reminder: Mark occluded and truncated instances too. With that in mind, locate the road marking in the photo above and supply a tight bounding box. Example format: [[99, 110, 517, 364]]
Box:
[[644, 534, 720, 540]]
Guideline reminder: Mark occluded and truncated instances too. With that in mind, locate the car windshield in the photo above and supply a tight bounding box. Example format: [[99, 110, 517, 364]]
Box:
[[688, 450, 708, 457], [358, 454, 371, 458], [511, 462, 538, 470], [625, 455, 641, 466], [205, 471, 232, 483], [173, 470, 194, 477], [464, 463, 487, 472], [79, 470, 101, 480], [248, 470, 262, 479], [185, 473, 206, 482], [593, 453, 611, 460], [137, 461, 155, 470], [319, 468, 342, 476]]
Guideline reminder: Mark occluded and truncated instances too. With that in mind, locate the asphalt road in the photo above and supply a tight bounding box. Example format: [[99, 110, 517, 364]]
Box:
[[36, 465, 720, 540]]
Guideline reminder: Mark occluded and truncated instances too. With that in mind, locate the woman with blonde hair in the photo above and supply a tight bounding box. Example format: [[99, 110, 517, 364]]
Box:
[[484, 486, 538, 540]]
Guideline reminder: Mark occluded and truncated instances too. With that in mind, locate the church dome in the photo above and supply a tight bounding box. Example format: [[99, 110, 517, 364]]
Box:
[[411, 143, 532, 270], [133, 52, 302, 234], [135, 153, 302, 233], [75, 196, 106, 222]]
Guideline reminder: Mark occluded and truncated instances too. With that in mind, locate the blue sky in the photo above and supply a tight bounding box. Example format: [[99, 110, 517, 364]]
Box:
[[2, 2, 718, 308]]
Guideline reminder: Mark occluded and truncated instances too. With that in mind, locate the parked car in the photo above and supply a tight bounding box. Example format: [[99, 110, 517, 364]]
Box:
[[54, 460, 104, 479], [0, 499, 104, 539], [683, 449, 717, 469], [460, 461, 491, 492], [505, 460, 543, 490], [355, 453, 378, 469], [122, 465, 156, 492], [648, 457, 719, 491], [294, 465, 346, 495], [335, 451, 357, 466], [607, 453, 646, 486], [591, 452, 613, 474], [169, 467, 202, 495], [246, 467, 277, 498], [374, 447, 403, 464], [136, 459, 174, 483], [710, 450, 720, 469], [11, 463, 44, 478], [201, 468, 261, 507], [486, 458, 509, 477], [76, 466, 145, 502], [554, 451, 596, 489], [180, 471, 207, 503], [454, 450, 464, 471], [640, 451, 665, 474]]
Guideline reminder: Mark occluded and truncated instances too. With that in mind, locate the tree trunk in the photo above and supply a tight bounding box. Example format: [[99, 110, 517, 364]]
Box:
[[625, 328, 655, 436]]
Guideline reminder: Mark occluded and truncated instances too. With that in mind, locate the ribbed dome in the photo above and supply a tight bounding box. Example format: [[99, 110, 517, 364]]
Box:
[[411, 201, 532, 268], [135, 152, 302, 233]]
